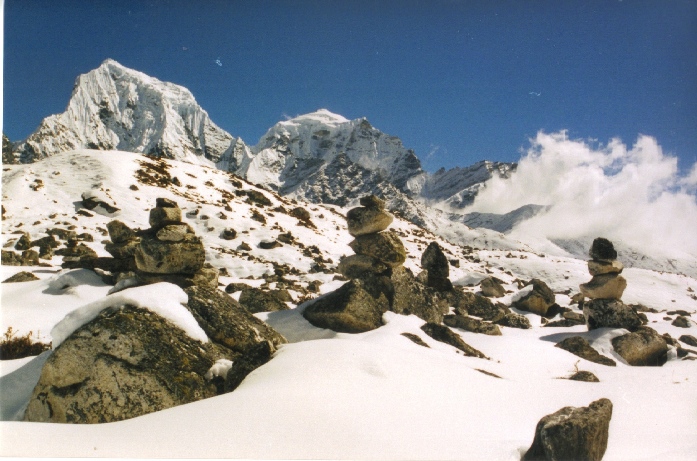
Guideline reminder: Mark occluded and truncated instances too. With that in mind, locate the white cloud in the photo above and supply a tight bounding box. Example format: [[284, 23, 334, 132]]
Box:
[[468, 131, 697, 258]]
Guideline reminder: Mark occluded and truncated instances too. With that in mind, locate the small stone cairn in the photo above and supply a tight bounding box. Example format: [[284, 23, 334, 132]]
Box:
[[133, 198, 218, 288], [580, 238, 642, 331]]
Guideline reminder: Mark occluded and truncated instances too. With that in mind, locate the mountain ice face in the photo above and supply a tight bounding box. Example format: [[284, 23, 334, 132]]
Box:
[[13, 59, 239, 165]]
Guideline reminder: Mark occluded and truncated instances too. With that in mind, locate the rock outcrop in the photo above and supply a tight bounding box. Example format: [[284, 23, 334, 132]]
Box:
[[523, 398, 613, 461], [421, 241, 453, 292]]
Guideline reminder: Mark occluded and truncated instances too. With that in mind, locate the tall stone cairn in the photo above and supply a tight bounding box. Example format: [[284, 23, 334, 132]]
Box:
[[580, 238, 642, 331], [338, 195, 406, 279]]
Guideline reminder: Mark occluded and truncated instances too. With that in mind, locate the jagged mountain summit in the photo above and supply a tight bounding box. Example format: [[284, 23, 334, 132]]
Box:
[[12, 59, 239, 165]]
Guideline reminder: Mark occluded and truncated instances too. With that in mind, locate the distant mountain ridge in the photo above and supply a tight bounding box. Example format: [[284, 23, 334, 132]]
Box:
[[8, 59, 515, 217]]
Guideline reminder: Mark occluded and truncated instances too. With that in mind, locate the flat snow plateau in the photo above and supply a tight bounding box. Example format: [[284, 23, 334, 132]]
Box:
[[1, 150, 696, 459]]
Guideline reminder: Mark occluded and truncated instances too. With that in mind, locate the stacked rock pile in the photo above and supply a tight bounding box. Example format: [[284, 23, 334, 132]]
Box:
[[580, 238, 626, 300], [134, 198, 218, 288], [580, 238, 643, 331], [336, 194, 405, 279]]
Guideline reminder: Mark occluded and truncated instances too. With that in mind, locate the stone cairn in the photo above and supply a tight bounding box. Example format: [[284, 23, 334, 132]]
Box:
[[133, 198, 218, 288], [302, 195, 407, 333], [337, 194, 406, 279], [580, 237, 642, 331]]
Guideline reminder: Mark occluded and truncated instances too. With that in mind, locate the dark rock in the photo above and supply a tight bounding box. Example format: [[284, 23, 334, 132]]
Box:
[[2, 271, 40, 283], [302, 279, 389, 333], [346, 206, 393, 237], [513, 279, 556, 316], [359, 194, 385, 210], [225, 282, 253, 293], [523, 398, 612, 461], [243, 189, 272, 207], [155, 197, 178, 208], [390, 266, 449, 324], [77, 233, 94, 242], [401, 332, 430, 348], [14, 232, 31, 251], [672, 316, 693, 328], [155, 224, 194, 242], [589, 237, 617, 261], [289, 207, 311, 221], [611, 327, 668, 366], [679, 335, 697, 347], [449, 288, 507, 322], [337, 254, 389, 279], [220, 228, 237, 240], [420, 323, 487, 358], [587, 259, 623, 276], [494, 312, 532, 329], [555, 336, 616, 366], [2, 249, 41, 266], [224, 340, 277, 393], [238, 242, 252, 251], [421, 242, 452, 291], [47, 228, 78, 241], [238, 287, 292, 313], [583, 299, 643, 331], [349, 230, 406, 267], [184, 285, 286, 353], [23, 304, 222, 423], [444, 314, 502, 336], [480, 276, 506, 298], [259, 239, 282, 250], [568, 371, 600, 382], [104, 239, 140, 261]]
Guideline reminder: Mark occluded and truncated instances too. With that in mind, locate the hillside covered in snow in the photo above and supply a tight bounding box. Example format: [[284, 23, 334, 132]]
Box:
[[1, 149, 696, 459]]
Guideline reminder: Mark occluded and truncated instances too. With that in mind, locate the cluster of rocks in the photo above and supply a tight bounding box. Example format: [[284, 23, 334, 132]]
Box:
[[64, 198, 218, 289], [2, 228, 95, 267]]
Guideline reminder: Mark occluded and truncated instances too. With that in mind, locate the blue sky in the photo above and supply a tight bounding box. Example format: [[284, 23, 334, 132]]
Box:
[[3, 0, 697, 172]]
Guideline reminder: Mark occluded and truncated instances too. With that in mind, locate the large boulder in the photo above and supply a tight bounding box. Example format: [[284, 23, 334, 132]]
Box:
[[302, 278, 389, 333], [580, 274, 627, 300], [348, 230, 406, 268], [238, 287, 292, 314], [583, 299, 643, 331], [184, 285, 286, 353], [23, 304, 224, 423], [523, 398, 613, 461], [611, 327, 668, 366], [513, 279, 556, 316], [421, 242, 452, 292]]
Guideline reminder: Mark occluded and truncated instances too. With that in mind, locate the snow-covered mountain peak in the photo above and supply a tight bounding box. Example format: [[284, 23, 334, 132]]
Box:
[[13, 59, 238, 166]]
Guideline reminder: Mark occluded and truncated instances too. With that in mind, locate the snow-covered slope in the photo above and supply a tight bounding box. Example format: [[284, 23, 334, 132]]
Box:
[[12, 59, 239, 166], [1, 149, 696, 460]]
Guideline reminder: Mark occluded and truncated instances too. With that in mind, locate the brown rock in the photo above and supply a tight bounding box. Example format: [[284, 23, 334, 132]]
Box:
[[346, 207, 393, 237], [580, 273, 627, 300], [587, 259, 623, 276], [611, 327, 668, 366], [349, 230, 406, 267]]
